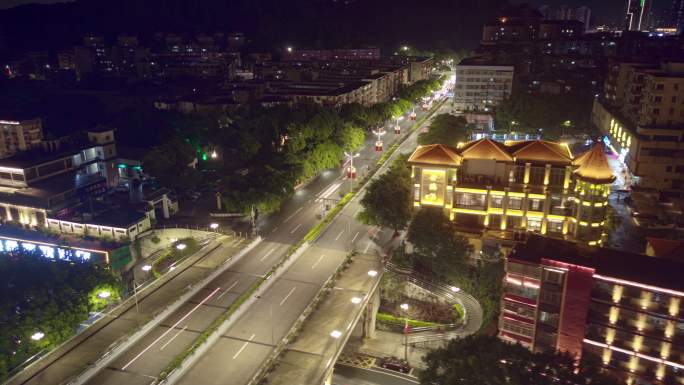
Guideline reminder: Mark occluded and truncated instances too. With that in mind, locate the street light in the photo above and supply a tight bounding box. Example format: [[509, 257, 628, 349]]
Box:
[[367, 270, 378, 277], [400, 303, 409, 362], [286, 46, 293, 53], [176, 243, 186, 250], [141, 264, 152, 272], [210, 223, 219, 230], [330, 329, 343, 354], [351, 296, 362, 304], [31, 332, 45, 341], [210, 150, 217, 159], [98, 290, 111, 299], [450, 286, 460, 293]]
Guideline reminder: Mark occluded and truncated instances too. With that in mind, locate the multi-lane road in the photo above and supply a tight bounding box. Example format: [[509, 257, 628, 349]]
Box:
[[172, 102, 450, 385], [11, 99, 447, 385]]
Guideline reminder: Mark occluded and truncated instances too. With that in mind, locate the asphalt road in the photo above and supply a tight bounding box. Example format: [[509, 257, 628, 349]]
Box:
[[333, 365, 419, 385], [174, 101, 451, 385]]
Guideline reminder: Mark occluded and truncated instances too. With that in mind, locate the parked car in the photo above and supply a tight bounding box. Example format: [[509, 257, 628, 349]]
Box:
[[379, 357, 410, 374]]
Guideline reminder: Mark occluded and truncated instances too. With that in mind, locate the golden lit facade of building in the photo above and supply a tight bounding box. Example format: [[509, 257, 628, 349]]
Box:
[[407, 139, 615, 245]]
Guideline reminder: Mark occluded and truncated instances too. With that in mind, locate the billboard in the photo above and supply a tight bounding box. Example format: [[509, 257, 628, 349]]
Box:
[[0, 236, 109, 264]]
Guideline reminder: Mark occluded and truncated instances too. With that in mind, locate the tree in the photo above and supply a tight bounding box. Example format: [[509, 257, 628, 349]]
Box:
[[420, 335, 620, 385], [0, 249, 122, 381], [418, 113, 468, 146], [143, 135, 200, 191], [406, 207, 472, 279], [357, 156, 413, 234], [335, 122, 366, 152]]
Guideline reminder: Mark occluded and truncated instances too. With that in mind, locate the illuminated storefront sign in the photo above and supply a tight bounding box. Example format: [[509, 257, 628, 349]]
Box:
[[421, 169, 446, 206], [0, 236, 108, 263]]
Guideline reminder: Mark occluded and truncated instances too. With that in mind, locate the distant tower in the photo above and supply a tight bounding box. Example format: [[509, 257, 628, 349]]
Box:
[[674, 0, 684, 33], [576, 6, 592, 32], [625, 0, 651, 31]]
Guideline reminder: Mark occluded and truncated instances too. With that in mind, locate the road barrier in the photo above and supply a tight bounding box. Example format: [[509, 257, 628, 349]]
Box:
[[65, 236, 262, 385]]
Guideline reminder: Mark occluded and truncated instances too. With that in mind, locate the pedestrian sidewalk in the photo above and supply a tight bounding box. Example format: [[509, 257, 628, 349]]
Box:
[[346, 330, 430, 370]]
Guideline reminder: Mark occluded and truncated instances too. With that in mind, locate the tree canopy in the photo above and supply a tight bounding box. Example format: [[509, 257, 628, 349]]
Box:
[[0, 250, 122, 380], [358, 154, 413, 233], [407, 207, 472, 277], [418, 113, 468, 147], [420, 335, 620, 385]]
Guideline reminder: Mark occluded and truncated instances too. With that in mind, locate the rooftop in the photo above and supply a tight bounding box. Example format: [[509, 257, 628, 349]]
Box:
[[408, 144, 461, 166], [572, 143, 615, 184], [510, 235, 684, 293]]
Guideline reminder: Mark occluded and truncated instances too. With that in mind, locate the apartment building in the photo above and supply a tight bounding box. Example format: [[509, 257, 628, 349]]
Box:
[[500, 235, 682, 385], [0, 117, 43, 158], [0, 127, 157, 242], [592, 61, 684, 193], [454, 57, 514, 112], [407, 139, 614, 245]]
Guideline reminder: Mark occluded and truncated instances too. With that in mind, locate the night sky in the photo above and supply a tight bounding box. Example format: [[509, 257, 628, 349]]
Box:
[[514, 0, 670, 26]]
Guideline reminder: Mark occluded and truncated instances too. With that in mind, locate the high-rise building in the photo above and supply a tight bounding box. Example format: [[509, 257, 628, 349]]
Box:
[[592, 61, 684, 193], [575, 6, 592, 32], [454, 57, 514, 112], [625, 0, 652, 31], [499, 235, 683, 385], [407, 139, 614, 245], [673, 0, 684, 33]]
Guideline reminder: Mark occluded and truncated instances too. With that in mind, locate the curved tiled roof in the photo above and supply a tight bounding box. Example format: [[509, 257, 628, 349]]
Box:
[[572, 143, 615, 184], [407, 144, 461, 166], [458, 138, 514, 161], [508, 140, 573, 165]]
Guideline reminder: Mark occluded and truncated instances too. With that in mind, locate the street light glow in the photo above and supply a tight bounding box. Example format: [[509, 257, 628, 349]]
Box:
[[287, 46, 293, 53], [210, 223, 219, 230], [211, 150, 217, 159], [351, 296, 362, 304], [142, 264, 152, 272], [31, 332, 45, 341], [400, 303, 409, 311], [330, 330, 342, 339], [98, 290, 111, 299], [451, 286, 460, 293], [367, 270, 378, 277], [176, 243, 187, 250]]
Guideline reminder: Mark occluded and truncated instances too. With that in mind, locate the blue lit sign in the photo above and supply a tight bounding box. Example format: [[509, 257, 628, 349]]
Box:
[[0, 237, 98, 262]]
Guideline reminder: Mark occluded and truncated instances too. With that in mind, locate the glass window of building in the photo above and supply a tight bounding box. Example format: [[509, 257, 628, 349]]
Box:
[[509, 197, 522, 209], [547, 219, 563, 234], [530, 199, 543, 211], [491, 195, 503, 208], [527, 218, 542, 232], [530, 166, 545, 184]]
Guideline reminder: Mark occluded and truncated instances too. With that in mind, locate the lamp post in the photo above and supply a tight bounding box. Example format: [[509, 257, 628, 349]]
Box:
[[400, 303, 409, 362], [372, 127, 385, 152], [31, 332, 45, 341]]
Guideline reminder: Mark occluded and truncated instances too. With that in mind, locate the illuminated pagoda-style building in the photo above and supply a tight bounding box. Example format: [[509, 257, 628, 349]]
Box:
[[407, 139, 615, 245]]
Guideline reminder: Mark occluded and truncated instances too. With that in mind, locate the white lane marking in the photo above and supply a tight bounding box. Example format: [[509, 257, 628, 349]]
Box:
[[311, 254, 325, 269], [259, 247, 276, 262], [232, 334, 256, 359], [290, 223, 302, 234], [283, 207, 303, 223], [279, 286, 297, 306], [160, 325, 188, 351], [316, 182, 342, 202], [364, 241, 372, 253], [334, 229, 345, 241], [121, 287, 221, 370], [216, 280, 240, 300], [351, 232, 360, 243]]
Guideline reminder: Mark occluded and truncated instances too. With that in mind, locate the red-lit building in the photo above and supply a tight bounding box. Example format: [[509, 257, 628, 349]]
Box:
[[500, 235, 683, 384]]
